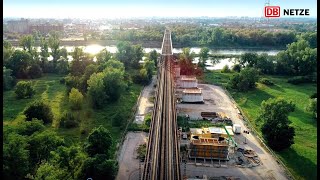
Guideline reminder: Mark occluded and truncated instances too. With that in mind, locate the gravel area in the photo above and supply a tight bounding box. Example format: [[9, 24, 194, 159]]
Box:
[[177, 83, 289, 180]]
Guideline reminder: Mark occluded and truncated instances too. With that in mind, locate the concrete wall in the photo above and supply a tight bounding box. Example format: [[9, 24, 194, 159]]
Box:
[[182, 93, 203, 102]]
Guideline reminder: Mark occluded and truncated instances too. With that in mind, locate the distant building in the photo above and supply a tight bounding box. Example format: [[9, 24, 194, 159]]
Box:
[[7, 18, 29, 33], [29, 24, 64, 34]]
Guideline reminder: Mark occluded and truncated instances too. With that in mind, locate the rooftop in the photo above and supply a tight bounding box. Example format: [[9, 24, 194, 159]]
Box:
[[181, 76, 197, 81], [183, 88, 202, 94]]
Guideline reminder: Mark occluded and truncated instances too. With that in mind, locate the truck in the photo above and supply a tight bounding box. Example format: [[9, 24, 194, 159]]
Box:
[[233, 124, 241, 134]]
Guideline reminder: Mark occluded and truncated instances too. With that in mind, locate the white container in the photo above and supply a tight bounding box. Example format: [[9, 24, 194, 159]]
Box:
[[233, 124, 241, 134]]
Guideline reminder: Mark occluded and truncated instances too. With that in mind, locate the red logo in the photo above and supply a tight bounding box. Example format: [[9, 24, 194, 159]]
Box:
[[265, 6, 280, 17]]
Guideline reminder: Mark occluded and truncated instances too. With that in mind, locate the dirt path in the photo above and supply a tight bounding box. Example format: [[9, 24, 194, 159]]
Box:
[[205, 84, 289, 180], [136, 76, 155, 116], [116, 132, 148, 180]]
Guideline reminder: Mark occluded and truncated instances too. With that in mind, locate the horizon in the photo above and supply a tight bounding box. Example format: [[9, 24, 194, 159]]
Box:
[[4, 0, 317, 19]]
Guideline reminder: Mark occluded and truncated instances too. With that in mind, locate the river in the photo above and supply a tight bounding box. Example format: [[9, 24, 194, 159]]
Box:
[[14, 44, 281, 70]]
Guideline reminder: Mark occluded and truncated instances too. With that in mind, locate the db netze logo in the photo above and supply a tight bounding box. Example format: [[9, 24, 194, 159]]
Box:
[[265, 6, 310, 18], [265, 6, 280, 17]]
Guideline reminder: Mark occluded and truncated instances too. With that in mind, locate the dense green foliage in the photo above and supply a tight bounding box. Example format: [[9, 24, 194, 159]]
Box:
[[69, 88, 84, 110], [221, 65, 231, 73], [259, 78, 274, 86], [84, 126, 113, 157], [227, 68, 259, 91], [24, 100, 54, 124], [3, 66, 15, 91], [3, 132, 30, 179], [15, 81, 35, 99], [306, 98, 317, 118], [258, 98, 296, 151]]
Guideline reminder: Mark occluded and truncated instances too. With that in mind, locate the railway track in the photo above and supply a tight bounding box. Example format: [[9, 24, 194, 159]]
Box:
[[142, 30, 181, 180]]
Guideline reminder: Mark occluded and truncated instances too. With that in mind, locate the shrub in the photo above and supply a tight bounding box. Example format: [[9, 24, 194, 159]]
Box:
[[60, 112, 78, 128], [59, 77, 66, 84], [15, 81, 35, 99], [232, 64, 241, 72], [69, 88, 84, 110], [306, 98, 317, 118], [28, 64, 42, 79], [24, 101, 53, 124], [3, 66, 16, 91], [221, 65, 231, 73], [259, 78, 274, 86], [287, 76, 314, 85], [310, 92, 317, 99]]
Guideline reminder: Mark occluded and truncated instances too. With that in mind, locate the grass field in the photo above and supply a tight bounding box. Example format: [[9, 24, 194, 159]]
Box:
[[204, 71, 317, 180], [3, 74, 143, 155]]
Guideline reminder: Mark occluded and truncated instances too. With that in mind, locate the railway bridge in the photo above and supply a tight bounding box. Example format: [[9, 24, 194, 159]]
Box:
[[142, 30, 182, 180]]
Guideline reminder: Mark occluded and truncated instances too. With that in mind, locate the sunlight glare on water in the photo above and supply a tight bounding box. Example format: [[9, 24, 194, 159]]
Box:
[[84, 44, 105, 55]]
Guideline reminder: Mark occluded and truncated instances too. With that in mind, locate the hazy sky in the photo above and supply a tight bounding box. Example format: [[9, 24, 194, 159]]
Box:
[[4, 0, 317, 18]]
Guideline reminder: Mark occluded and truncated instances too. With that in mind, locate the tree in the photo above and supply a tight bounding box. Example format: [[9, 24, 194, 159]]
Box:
[[275, 39, 317, 75], [56, 57, 69, 75], [28, 130, 65, 167], [306, 98, 317, 118], [15, 81, 35, 99], [7, 50, 32, 78], [87, 72, 107, 109], [59, 47, 68, 59], [84, 126, 113, 157], [232, 64, 241, 72], [28, 63, 43, 79], [149, 50, 158, 67], [180, 48, 195, 61], [19, 35, 34, 53], [78, 154, 117, 180], [24, 100, 54, 124], [70, 47, 92, 76], [259, 98, 295, 151], [132, 44, 144, 69], [69, 88, 84, 110], [39, 37, 50, 71], [15, 118, 45, 136], [3, 40, 14, 65], [228, 68, 259, 91], [143, 59, 155, 81], [116, 42, 144, 69], [3, 66, 15, 91], [221, 65, 231, 73], [80, 64, 98, 92], [239, 52, 258, 67], [116, 41, 134, 69], [48, 31, 61, 67], [255, 53, 275, 74], [103, 67, 127, 102], [198, 47, 210, 68], [50, 145, 87, 179], [3, 132, 30, 179], [96, 48, 112, 65], [34, 162, 68, 180]]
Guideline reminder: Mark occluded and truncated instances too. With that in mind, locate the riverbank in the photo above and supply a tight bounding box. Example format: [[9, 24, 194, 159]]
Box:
[[7, 39, 286, 50]]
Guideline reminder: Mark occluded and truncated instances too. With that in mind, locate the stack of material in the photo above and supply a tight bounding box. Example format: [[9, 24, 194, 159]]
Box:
[[189, 137, 229, 160]]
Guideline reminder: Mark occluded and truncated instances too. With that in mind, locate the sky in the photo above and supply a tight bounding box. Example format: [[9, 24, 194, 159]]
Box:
[[3, 0, 317, 19]]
